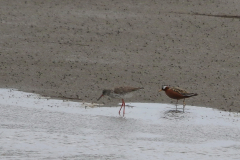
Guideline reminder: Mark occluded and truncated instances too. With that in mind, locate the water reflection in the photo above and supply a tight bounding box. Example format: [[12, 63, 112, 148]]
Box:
[[163, 109, 186, 120]]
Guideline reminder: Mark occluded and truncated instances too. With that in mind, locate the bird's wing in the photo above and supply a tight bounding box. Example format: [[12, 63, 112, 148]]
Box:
[[170, 87, 188, 94], [171, 87, 197, 97], [114, 87, 143, 94], [181, 93, 198, 97]]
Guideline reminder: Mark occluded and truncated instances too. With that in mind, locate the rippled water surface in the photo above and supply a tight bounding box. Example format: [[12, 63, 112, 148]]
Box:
[[0, 89, 240, 160]]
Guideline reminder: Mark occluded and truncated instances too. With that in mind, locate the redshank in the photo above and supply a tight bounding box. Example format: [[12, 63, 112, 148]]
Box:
[[159, 85, 198, 112], [97, 87, 144, 116]]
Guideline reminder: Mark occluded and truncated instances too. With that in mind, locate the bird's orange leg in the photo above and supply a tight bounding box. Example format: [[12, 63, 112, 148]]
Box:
[[119, 99, 124, 115], [123, 99, 126, 116]]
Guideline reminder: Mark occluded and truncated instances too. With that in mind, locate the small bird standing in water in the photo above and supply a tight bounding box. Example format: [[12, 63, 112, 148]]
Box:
[[97, 87, 144, 116], [159, 85, 198, 112]]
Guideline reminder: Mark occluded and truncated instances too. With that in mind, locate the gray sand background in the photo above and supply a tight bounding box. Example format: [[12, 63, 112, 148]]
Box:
[[0, 0, 240, 112]]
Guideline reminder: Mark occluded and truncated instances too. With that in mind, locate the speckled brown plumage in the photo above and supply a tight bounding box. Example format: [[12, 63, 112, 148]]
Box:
[[113, 87, 144, 95]]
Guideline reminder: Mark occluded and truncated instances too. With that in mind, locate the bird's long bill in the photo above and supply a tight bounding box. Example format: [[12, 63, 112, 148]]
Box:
[[97, 94, 103, 101], [158, 89, 162, 92]]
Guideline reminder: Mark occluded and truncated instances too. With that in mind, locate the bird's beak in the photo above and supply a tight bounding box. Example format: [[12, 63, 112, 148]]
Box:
[[97, 94, 103, 101], [158, 89, 162, 92]]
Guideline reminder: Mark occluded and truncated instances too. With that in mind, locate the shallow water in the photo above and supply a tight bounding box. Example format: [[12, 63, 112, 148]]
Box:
[[0, 89, 240, 160]]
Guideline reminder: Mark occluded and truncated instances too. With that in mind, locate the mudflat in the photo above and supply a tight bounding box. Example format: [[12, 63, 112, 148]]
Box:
[[1, 0, 240, 112]]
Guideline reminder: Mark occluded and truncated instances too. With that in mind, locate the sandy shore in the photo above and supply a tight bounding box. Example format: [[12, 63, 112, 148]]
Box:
[[0, 0, 240, 112]]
